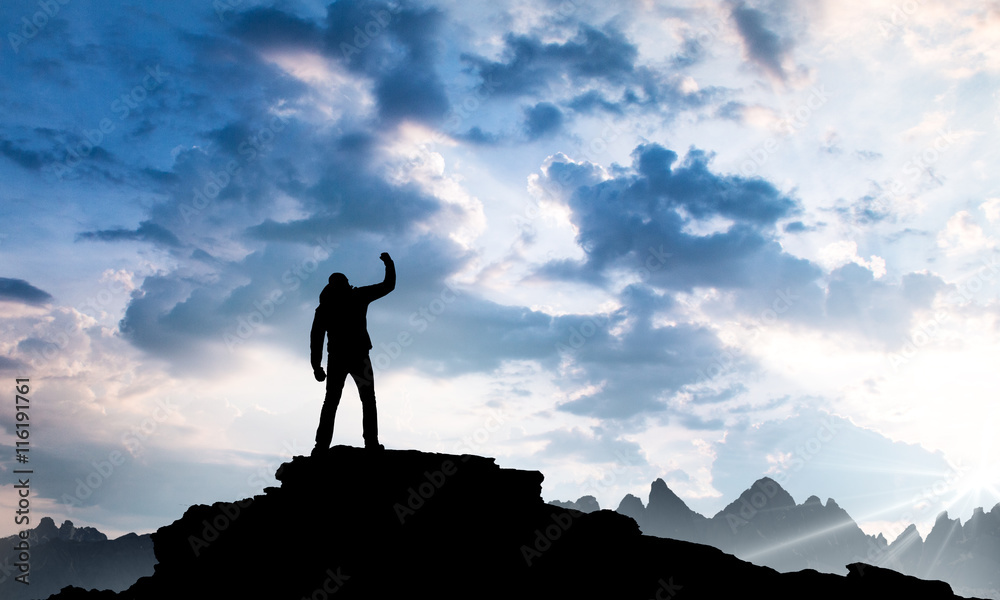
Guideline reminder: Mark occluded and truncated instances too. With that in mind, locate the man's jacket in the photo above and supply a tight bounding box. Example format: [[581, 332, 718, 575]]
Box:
[[311, 261, 395, 369]]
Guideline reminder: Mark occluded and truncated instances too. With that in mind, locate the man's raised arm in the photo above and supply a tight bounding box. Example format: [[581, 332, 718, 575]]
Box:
[[360, 252, 395, 301]]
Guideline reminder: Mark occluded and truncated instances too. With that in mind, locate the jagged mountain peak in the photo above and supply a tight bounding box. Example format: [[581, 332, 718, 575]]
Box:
[[35, 516, 60, 540], [892, 523, 923, 545], [719, 476, 796, 516], [648, 478, 697, 514], [550, 495, 600, 514]]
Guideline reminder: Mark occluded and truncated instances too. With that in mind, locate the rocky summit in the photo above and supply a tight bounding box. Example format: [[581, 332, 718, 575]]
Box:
[[49, 446, 984, 600]]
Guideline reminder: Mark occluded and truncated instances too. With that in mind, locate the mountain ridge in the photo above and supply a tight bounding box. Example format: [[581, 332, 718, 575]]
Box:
[[46, 446, 985, 599], [0, 517, 155, 600], [554, 476, 1000, 598]]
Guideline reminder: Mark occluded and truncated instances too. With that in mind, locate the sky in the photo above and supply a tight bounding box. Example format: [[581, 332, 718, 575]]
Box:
[[1, 0, 999, 549]]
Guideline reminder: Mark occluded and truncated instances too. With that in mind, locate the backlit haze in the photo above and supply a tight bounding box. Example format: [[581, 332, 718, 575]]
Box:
[[1, 0, 999, 544]]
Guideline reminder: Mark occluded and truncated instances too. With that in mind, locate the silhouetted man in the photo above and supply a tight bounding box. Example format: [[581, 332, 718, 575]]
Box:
[[311, 252, 395, 455]]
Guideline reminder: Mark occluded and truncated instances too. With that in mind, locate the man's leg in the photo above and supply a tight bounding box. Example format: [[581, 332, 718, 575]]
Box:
[[314, 364, 349, 454], [350, 355, 380, 449]]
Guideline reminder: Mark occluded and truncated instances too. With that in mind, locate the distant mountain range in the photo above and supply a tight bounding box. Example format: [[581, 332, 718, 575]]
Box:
[[0, 517, 155, 600], [552, 477, 1000, 599]]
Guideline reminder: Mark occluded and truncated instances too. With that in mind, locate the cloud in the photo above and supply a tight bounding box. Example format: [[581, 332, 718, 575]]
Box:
[[823, 264, 946, 348], [729, 2, 796, 82], [530, 426, 648, 465], [463, 25, 639, 97], [323, 0, 450, 124], [523, 102, 564, 140], [0, 135, 52, 171], [460, 21, 728, 123], [0, 355, 28, 372], [554, 284, 736, 420], [0, 278, 53, 305], [76, 220, 183, 248], [938, 210, 994, 255], [229, 7, 322, 51], [534, 143, 818, 310], [567, 90, 625, 115]]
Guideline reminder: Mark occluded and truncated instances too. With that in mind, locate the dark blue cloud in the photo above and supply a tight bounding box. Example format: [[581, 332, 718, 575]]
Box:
[[0, 136, 50, 170], [457, 126, 501, 145], [324, 0, 449, 123], [524, 102, 564, 140], [567, 90, 625, 115], [0, 278, 53, 305], [537, 143, 815, 300], [76, 220, 182, 247], [783, 221, 811, 233], [464, 25, 638, 97], [229, 7, 322, 51], [730, 2, 792, 81]]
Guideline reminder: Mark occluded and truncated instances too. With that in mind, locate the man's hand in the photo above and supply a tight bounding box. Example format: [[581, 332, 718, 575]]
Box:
[[380, 252, 392, 263], [314, 367, 326, 382]]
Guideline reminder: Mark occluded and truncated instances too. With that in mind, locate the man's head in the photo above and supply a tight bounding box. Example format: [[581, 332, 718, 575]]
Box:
[[329, 272, 350, 290], [319, 273, 352, 305]]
